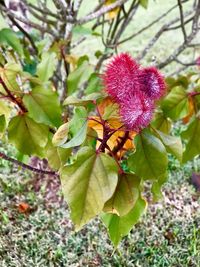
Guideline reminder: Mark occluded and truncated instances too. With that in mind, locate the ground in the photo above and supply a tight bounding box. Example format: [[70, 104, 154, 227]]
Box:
[[0, 144, 200, 267]]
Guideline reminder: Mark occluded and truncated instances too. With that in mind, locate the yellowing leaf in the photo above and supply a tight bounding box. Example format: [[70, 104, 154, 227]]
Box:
[[182, 96, 195, 124], [105, 0, 120, 20]]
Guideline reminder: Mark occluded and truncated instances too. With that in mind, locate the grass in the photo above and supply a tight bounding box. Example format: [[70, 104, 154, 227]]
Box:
[[0, 150, 200, 266]]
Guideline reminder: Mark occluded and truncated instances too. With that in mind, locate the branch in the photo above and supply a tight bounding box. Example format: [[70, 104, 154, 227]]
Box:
[[0, 152, 57, 176], [174, 58, 196, 66], [21, 0, 60, 19], [1, 6, 57, 37], [113, 0, 138, 45], [118, 3, 178, 45], [177, 0, 187, 41], [157, 3, 200, 69], [137, 9, 194, 61], [77, 0, 128, 25]]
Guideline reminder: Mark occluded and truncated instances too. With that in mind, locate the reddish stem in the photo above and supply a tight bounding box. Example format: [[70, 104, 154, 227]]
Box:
[[112, 131, 130, 155], [0, 77, 27, 113], [188, 91, 200, 97]]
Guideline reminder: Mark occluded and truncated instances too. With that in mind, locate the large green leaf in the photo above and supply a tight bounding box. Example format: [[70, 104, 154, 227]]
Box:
[[23, 86, 61, 127], [151, 110, 171, 134], [161, 86, 189, 120], [128, 129, 168, 180], [103, 173, 140, 216], [181, 118, 200, 163], [102, 196, 147, 247], [60, 147, 118, 230], [36, 52, 57, 82], [67, 60, 93, 95], [8, 114, 48, 156], [85, 73, 102, 95], [154, 129, 183, 162], [0, 28, 23, 56]]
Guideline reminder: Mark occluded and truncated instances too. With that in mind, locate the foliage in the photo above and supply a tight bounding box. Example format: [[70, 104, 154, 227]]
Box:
[[0, 0, 200, 246]]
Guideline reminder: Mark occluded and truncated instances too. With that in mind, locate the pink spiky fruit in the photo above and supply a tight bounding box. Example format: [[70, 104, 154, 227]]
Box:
[[196, 56, 200, 67], [119, 91, 154, 132], [139, 67, 166, 100], [103, 53, 140, 102]]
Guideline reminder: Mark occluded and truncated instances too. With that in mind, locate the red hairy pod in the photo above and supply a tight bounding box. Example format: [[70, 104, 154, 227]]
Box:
[[103, 53, 140, 102], [119, 91, 154, 132], [196, 56, 200, 67], [139, 67, 166, 100]]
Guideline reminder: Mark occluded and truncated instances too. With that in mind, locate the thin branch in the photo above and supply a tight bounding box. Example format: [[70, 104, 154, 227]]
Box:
[[21, 0, 60, 19], [174, 58, 196, 66], [113, 0, 138, 45], [0, 152, 57, 176], [137, 9, 194, 61], [168, 65, 188, 76], [177, 0, 187, 41], [1, 6, 57, 37], [77, 0, 129, 25], [118, 3, 178, 44]]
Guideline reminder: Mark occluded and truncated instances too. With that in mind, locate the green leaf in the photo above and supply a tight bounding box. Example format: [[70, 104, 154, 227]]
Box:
[[181, 118, 200, 163], [0, 28, 23, 56], [0, 114, 6, 133], [60, 147, 118, 230], [8, 114, 48, 156], [36, 52, 57, 82], [0, 63, 22, 94], [46, 140, 71, 170], [151, 175, 167, 202], [67, 60, 93, 95], [154, 129, 183, 162], [103, 173, 140, 216], [0, 100, 11, 119], [61, 121, 87, 148], [63, 93, 102, 106], [85, 73, 102, 95], [128, 129, 168, 180], [23, 86, 61, 127], [102, 196, 147, 247], [73, 25, 100, 36], [69, 107, 88, 136], [161, 86, 189, 120], [139, 0, 148, 9], [151, 110, 171, 134], [52, 122, 69, 146]]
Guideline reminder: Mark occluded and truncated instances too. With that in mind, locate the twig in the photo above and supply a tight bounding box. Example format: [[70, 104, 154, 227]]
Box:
[[1, 6, 56, 37], [77, 0, 128, 25], [0, 152, 57, 176], [177, 0, 187, 41], [0, 78, 27, 113], [137, 9, 194, 61], [118, 3, 178, 44]]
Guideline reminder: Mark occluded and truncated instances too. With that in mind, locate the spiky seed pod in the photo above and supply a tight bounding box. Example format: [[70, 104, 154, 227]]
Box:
[[196, 56, 200, 67], [103, 53, 140, 102], [139, 67, 166, 100], [119, 91, 154, 132]]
